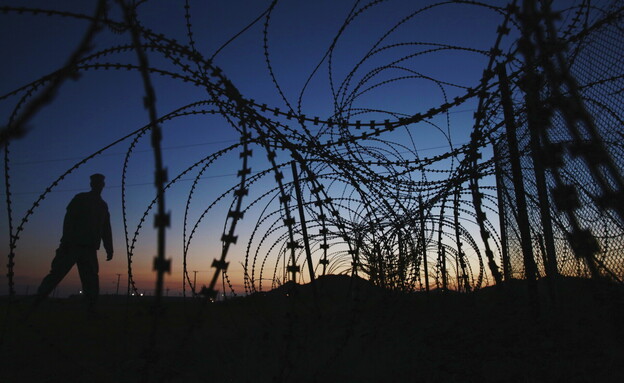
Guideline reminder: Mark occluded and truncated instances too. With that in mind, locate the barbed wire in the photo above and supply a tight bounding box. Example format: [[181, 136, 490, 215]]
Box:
[[2, 0, 624, 381]]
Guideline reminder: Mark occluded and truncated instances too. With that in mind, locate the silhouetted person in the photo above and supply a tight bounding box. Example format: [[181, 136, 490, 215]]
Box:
[[35, 173, 113, 316]]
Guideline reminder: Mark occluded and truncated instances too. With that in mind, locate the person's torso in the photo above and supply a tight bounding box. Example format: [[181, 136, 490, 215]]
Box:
[[61, 192, 108, 248]]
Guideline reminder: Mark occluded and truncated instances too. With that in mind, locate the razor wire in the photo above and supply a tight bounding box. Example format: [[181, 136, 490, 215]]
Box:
[[2, 0, 624, 381]]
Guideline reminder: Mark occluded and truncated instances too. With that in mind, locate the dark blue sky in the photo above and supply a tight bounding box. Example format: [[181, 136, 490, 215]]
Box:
[[1, 0, 518, 296]]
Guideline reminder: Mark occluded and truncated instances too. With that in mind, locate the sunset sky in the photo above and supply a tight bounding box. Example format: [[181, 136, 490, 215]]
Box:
[[0, 0, 520, 297]]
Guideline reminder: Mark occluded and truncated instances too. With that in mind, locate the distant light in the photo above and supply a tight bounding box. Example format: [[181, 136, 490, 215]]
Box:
[[79, 290, 83, 294], [140, 293, 144, 297]]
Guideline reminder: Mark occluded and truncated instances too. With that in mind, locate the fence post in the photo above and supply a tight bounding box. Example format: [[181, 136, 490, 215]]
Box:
[[498, 63, 539, 315]]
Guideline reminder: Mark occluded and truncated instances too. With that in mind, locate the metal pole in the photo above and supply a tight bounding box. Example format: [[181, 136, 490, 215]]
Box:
[[116, 273, 121, 295], [493, 142, 512, 282], [497, 63, 539, 315], [441, 246, 447, 291], [419, 196, 429, 293], [523, 53, 560, 302], [453, 186, 468, 292], [289, 247, 298, 283], [291, 162, 316, 283]]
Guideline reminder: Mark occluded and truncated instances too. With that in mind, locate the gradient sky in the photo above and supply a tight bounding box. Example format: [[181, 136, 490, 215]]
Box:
[[1, 0, 521, 296]]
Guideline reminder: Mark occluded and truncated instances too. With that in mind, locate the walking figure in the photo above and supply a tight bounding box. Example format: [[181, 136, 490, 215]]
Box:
[[35, 173, 113, 315]]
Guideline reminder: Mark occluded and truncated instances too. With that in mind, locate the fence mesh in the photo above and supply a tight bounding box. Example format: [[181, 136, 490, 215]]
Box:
[[494, 0, 624, 282]]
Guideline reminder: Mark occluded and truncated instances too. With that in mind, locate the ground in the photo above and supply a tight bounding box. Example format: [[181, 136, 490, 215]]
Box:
[[1, 275, 623, 382]]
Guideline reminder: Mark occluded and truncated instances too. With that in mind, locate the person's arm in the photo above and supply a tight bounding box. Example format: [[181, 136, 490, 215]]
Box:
[[102, 205, 113, 261]]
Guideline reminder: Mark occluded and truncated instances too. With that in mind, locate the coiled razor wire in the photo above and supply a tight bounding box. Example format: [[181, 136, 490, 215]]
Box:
[[2, 0, 624, 381]]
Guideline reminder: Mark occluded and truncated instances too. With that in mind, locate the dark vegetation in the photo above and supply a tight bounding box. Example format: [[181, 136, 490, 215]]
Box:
[[1, 275, 623, 382]]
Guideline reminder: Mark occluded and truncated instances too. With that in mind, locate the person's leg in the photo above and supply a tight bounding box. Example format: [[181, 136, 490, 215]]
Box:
[[36, 245, 77, 302], [76, 248, 99, 311]]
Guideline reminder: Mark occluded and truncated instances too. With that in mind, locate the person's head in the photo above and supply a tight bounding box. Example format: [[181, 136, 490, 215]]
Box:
[[90, 173, 105, 193]]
